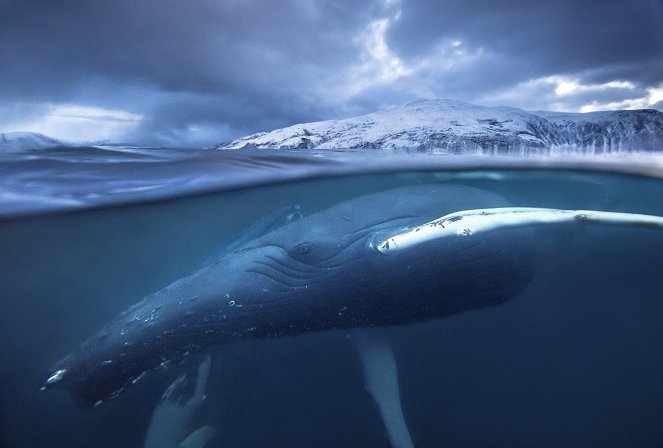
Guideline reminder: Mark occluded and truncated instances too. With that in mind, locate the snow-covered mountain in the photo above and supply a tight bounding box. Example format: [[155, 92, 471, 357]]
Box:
[[0, 133, 144, 152], [217, 99, 663, 153], [0, 132, 63, 151]]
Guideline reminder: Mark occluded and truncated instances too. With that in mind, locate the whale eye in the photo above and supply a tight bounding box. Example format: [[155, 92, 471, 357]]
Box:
[[289, 242, 317, 262], [295, 242, 312, 254], [288, 240, 342, 266]]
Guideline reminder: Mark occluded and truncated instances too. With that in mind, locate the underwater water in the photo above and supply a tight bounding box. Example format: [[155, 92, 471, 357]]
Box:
[[1, 148, 663, 447]]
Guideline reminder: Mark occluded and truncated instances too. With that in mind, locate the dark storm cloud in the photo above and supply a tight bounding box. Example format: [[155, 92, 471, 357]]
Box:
[[0, 0, 376, 98], [369, 0, 663, 112], [387, 0, 663, 80], [1, 0, 663, 144], [127, 89, 344, 146], [0, 0, 382, 143]]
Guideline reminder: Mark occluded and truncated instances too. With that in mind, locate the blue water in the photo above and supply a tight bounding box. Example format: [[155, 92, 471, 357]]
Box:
[[1, 147, 663, 447]]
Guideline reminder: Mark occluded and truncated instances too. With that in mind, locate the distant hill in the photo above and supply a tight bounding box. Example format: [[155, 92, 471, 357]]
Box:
[[0, 132, 62, 151], [217, 99, 663, 154]]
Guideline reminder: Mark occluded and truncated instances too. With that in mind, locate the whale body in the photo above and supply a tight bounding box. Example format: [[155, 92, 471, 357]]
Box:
[[42, 184, 552, 407]]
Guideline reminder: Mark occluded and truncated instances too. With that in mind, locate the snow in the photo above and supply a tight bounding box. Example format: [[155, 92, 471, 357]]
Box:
[[0, 132, 62, 152], [217, 99, 663, 153]]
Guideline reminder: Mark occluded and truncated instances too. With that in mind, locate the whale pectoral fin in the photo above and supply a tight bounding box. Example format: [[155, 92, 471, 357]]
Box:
[[203, 205, 304, 264], [144, 354, 213, 448], [376, 207, 663, 254], [178, 425, 217, 448], [351, 328, 415, 448], [185, 353, 212, 411], [224, 204, 304, 254]]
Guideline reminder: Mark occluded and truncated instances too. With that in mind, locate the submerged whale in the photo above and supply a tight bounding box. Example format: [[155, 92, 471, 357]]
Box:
[[43, 184, 663, 412]]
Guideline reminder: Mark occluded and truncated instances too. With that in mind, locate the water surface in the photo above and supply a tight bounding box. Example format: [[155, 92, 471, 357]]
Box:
[[1, 148, 662, 447]]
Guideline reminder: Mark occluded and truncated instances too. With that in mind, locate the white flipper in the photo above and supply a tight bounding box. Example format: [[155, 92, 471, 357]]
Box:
[[179, 425, 217, 448], [351, 328, 414, 448], [144, 354, 212, 448], [376, 207, 663, 254]]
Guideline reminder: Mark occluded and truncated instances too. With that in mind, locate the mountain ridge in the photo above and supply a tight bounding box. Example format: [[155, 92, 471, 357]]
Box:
[[0, 132, 63, 152], [217, 99, 663, 153]]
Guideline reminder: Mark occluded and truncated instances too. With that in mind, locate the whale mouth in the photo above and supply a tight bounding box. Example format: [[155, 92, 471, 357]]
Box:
[[376, 207, 663, 255], [42, 361, 149, 409]]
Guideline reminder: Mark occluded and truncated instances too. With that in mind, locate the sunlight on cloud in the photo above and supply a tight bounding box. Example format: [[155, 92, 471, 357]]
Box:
[[580, 82, 663, 112], [549, 77, 635, 96], [344, 15, 412, 98], [362, 18, 411, 82], [413, 38, 483, 73], [48, 105, 141, 122], [524, 75, 636, 99], [4, 104, 142, 143], [650, 85, 663, 105], [483, 75, 647, 112], [340, 0, 482, 104]]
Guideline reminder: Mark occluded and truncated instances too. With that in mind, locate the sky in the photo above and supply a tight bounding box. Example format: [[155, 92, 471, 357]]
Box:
[[1, 0, 663, 146]]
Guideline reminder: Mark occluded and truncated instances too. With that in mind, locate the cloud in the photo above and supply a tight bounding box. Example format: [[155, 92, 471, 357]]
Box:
[[1, 0, 376, 98], [344, 17, 412, 97], [578, 83, 663, 112], [387, 0, 663, 75], [0, 0, 381, 144], [481, 76, 644, 111], [1, 103, 142, 143], [1, 0, 663, 144]]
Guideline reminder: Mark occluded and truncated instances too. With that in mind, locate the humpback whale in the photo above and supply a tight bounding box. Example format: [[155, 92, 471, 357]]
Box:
[[42, 184, 663, 420]]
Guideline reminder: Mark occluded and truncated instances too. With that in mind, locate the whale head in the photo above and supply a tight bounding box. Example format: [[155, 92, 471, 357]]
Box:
[[43, 185, 539, 407]]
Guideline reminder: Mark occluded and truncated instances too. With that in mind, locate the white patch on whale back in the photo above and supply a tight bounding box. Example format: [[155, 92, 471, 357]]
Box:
[[377, 207, 663, 254]]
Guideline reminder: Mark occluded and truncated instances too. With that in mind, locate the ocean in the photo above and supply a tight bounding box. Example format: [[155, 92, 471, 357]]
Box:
[[1, 146, 663, 447]]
